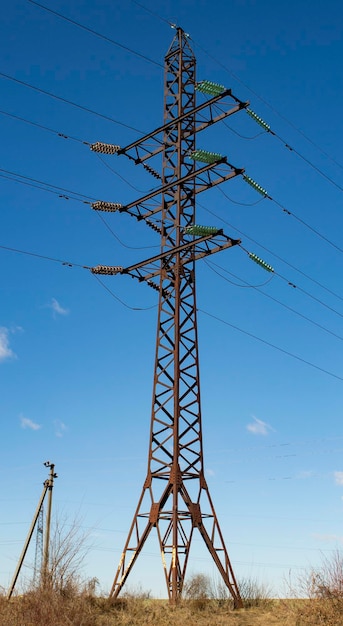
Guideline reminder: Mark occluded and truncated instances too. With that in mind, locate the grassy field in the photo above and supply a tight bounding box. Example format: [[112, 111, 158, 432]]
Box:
[[1, 593, 343, 626], [2, 532, 342, 625]]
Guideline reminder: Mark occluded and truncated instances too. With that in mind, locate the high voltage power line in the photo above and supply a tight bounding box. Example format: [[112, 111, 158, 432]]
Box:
[[189, 41, 343, 173], [2, 160, 342, 377], [92, 274, 156, 311], [3, 153, 343, 281], [4, 433, 339, 465], [1, 4, 342, 260], [0, 243, 88, 269], [25, 0, 343, 187], [3, 101, 342, 245], [2, 158, 342, 326], [1, 155, 336, 261], [1, 240, 342, 382], [2, 119, 343, 327], [199, 201, 343, 304], [0, 72, 143, 133], [2, 159, 343, 317], [130, 0, 343, 173], [0, 167, 96, 202], [27, 0, 163, 69], [217, 184, 343, 256], [205, 260, 343, 342], [214, 102, 343, 193], [0, 108, 87, 144], [198, 309, 343, 382], [2, 95, 342, 256], [28, 0, 343, 185], [0, 8, 341, 274], [2, 8, 342, 595], [1, 107, 342, 307], [0, 109, 153, 194]]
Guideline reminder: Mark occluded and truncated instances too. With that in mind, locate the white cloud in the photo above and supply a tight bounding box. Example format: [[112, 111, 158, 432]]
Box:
[[20, 415, 41, 431], [0, 327, 16, 362], [54, 420, 67, 437], [334, 471, 343, 486], [206, 468, 215, 477], [246, 415, 274, 436], [49, 298, 69, 316], [296, 470, 314, 480], [10, 325, 24, 333], [312, 533, 343, 544]]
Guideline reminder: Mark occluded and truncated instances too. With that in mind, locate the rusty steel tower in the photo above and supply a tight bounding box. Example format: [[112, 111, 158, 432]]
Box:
[[91, 27, 248, 607]]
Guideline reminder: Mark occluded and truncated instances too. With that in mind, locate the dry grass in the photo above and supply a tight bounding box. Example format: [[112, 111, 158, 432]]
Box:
[[279, 597, 343, 626], [2, 535, 343, 625], [0, 593, 335, 626]]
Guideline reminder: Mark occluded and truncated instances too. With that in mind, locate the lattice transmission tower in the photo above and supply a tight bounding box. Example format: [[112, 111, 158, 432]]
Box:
[[33, 505, 44, 585], [91, 27, 249, 607]]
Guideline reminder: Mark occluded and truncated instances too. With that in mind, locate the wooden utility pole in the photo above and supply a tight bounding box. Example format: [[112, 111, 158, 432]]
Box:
[[7, 461, 57, 598]]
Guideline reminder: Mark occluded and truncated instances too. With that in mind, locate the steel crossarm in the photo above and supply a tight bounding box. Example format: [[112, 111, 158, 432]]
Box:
[[118, 93, 248, 167], [92, 160, 244, 223], [124, 235, 240, 285], [91, 233, 241, 295], [90, 91, 248, 176]]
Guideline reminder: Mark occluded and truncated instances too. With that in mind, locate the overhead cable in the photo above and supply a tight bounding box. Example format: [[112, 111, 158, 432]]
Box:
[[3, 164, 342, 313], [0, 72, 143, 133], [0, 243, 88, 269], [0, 109, 152, 195], [239, 173, 343, 255], [130, 0, 173, 26], [206, 259, 343, 342], [28, 0, 342, 177], [198, 201, 343, 304], [0, 167, 95, 203], [0, 108, 88, 144], [192, 40, 343, 172], [215, 103, 343, 194], [1, 239, 341, 380], [92, 274, 156, 310], [27, 0, 163, 69], [199, 308, 343, 382]]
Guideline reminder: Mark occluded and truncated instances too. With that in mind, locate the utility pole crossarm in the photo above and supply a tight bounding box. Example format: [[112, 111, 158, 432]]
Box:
[[91, 232, 241, 286], [91, 160, 244, 226], [90, 90, 249, 177]]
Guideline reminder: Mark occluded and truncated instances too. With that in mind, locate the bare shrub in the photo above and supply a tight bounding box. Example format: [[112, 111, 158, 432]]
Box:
[[183, 572, 273, 610], [122, 583, 152, 600], [183, 572, 212, 600], [237, 576, 272, 608], [210, 575, 232, 607], [42, 513, 92, 593], [0, 588, 113, 626], [310, 550, 343, 601], [182, 572, 213, 610], [283, 550, 343, 625]]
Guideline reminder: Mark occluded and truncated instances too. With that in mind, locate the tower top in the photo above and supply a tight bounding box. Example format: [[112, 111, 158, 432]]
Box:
[[166, 25, 194, 60]]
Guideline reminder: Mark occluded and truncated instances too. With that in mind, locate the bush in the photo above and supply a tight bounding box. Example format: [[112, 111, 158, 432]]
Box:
[[310, 550, 343, 601], [183, 573, 213, 610], [182, 572, 273, 609], [284, 550, 343, 625], [237, 576, 272, 608], [183, 573, 212, 601], [0, 588, 112, 626]]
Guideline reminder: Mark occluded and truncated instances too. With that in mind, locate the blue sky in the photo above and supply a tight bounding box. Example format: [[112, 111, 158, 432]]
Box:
[[1, 0, 343, 598]]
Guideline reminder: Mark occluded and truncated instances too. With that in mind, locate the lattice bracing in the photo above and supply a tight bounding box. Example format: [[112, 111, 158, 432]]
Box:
[[99, 28, 246, 607]]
